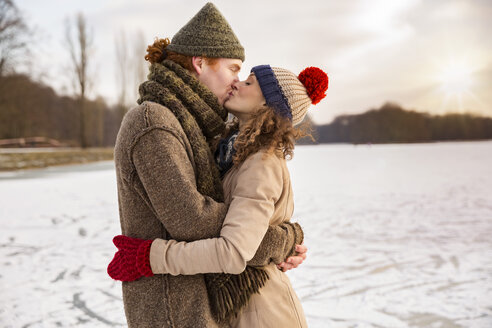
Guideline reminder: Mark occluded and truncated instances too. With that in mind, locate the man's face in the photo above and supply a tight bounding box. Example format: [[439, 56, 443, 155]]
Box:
[[196, 58, 242, 105]]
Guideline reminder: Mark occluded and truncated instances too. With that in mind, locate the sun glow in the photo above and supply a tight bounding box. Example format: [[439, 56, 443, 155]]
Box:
[[437, 59, 474, 96], [431, 55, 488, 112]]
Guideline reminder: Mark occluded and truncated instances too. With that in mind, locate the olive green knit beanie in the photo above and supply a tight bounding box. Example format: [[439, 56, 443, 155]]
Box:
[[167, 2, 245, 61]]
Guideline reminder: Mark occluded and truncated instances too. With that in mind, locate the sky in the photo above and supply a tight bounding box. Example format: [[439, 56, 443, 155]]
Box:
[[16, 0, 492, 124]]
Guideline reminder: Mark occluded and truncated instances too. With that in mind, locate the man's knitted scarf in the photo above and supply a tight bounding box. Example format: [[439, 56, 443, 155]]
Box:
[[138, 60, 269, 323]]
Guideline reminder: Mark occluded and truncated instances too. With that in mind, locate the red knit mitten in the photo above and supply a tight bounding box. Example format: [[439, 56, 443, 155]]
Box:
[[107, 235, 154, 281]]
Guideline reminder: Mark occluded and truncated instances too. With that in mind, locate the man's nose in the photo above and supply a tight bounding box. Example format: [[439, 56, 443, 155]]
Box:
[[231, 80, 239, 90]]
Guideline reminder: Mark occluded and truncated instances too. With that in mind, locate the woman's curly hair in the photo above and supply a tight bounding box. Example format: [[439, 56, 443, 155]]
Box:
[[223, 106, 313, 165]]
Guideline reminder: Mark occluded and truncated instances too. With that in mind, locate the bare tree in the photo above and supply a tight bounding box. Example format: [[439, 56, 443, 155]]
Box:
[[114, 30, 129, 108], [132, 29, 148, 103], [113, 29, 147, 124], [0, 0, 28, 76], [64, 12, 93, 148], [114, 29, 147, 107]]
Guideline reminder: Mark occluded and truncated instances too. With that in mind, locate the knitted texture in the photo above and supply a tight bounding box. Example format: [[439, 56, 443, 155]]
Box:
[[251, 65, 329, 126], [247, 221, 304, 266], [136, 239, 154, 277], [285, 222, 304, 257], [167, 2, 245, 61], [138, 60, 270, 323], [273, 67, 312, 126], [251, 65, 292, 120], [107, 235, 154, 281], [138, 59, 226, 202]]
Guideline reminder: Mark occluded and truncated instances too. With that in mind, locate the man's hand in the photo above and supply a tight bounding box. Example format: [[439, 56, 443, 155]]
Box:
[[277, 244, 307, 272], [107, 235, 154, 281]]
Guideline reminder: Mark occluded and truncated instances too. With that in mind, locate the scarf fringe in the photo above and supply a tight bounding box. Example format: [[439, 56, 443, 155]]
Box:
[[206, 267, 269, 323]]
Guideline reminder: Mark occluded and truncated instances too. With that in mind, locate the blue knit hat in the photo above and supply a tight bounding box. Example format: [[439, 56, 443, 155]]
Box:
[[251, 65, 329, 125]]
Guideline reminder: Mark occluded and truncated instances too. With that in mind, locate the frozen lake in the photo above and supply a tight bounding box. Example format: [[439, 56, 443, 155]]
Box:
[[1, 141, 491, 327]]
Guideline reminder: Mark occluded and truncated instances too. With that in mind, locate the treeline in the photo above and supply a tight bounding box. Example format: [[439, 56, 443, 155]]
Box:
[[0, 74, 124, 146], [0, 0, 146, 147], [312, 103, 492, 144], [2, 77, 491, 147]]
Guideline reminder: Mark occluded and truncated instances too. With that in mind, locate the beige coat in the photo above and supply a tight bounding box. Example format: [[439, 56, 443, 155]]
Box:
[[151, 151, 308, 328]]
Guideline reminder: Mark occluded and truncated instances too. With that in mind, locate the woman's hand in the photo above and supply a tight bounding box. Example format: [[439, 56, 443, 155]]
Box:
[[276, 244, 307, 272]]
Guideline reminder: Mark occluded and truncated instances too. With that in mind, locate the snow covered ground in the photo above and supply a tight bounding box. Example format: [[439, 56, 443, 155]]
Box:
[[1, 141, 491, 327]]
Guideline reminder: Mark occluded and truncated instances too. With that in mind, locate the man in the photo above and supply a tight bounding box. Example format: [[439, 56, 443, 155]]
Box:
[[110, 3, 306, 327]]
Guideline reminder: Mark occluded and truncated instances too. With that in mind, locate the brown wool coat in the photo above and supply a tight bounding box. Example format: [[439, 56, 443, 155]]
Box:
[[114, 101, 301, 328], [150, 151, 308, 328]]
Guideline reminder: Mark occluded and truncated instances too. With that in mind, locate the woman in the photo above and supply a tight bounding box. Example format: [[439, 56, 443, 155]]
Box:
[[109, 63, 328, 327]]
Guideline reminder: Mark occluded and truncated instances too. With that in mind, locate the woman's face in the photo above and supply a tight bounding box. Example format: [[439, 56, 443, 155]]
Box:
[[224, 73, 265, 121]]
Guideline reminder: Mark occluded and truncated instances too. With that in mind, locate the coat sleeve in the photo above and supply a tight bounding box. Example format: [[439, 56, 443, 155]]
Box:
[[149, 152, 292, 275], [247, 221, 304, 267], [131, 128, 226, 241]]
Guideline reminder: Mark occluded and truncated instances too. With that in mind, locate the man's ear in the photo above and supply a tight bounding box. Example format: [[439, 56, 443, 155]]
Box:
[[192, 56, 204, 75]]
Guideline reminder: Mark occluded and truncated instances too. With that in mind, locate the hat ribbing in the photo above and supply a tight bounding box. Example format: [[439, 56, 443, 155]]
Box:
[[167, 2, 245, 61], [251, 65, 328, 126]]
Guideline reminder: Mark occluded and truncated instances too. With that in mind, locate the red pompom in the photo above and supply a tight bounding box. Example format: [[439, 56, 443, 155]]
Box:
[[298, 67, 328, 105]]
